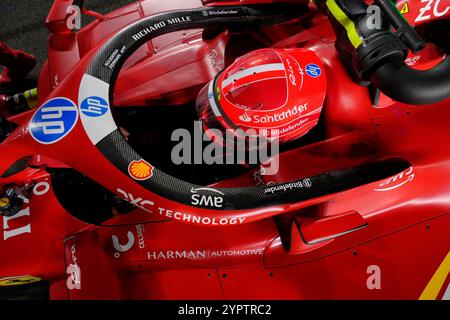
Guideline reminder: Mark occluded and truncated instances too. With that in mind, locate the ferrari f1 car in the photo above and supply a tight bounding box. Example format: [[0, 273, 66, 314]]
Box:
[[0, 0, 449, 300]]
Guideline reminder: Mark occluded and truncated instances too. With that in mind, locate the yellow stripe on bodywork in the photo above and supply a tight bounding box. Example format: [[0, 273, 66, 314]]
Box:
[[24, 88, 38, 109], [419, 251, 450, 300], [326, 0, 363, 49]]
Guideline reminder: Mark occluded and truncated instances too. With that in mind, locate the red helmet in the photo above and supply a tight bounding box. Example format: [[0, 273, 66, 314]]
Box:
[[196, 48, 327, 145]]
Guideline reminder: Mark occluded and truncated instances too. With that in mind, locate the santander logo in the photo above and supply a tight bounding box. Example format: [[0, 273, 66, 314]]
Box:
[[239, 113, 252, 123], [238, 104, 309, 125]]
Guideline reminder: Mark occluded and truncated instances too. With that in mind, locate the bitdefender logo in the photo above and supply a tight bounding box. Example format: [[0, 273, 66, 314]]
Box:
[[206, 9, 238, 16]]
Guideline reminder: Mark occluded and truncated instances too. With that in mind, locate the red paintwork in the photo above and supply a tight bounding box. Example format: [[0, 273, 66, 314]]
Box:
[[298, 210, 367, 244], [0, 0, 449, 300]]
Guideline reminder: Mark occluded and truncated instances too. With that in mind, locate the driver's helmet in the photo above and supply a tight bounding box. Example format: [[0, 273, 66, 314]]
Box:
[[196, 48, 327, 147]]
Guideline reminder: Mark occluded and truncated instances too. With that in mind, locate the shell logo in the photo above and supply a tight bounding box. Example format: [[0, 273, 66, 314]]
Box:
[[128, 159, 154, 181]]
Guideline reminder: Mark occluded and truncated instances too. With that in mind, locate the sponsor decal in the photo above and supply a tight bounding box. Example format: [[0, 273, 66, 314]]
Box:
[[79, 74, 117, 145], [117, 188, 155, 213], [112, 224, 145, 258], [104, 46, 127, 69], [132, 22, 166, 41], [239, 112, 252, 123], [112, 232, 135, 256], [131, 16, 192, 41], [116, 188, 246, 225], [80, 96, 109, 117], [30, 98, 78, 144], [266, 118, 311, 137], [128, 159, 154, 181], [0, 276, 41, 287], [415, 0, 450, 22], [2, 182, 50, 241], [302, 178, 312, 188], [147, 248, 264, 260], [157, 207, 245, 225], [191, 187, 225, 208], [374, 167, 414, 192], [240, 104, 309, 125], [202, 9, 239, 16], [136, 224, 146, 249], [305, 63, 322, 78], [264, 179, 312, 195], [166, 16, 193, 25]]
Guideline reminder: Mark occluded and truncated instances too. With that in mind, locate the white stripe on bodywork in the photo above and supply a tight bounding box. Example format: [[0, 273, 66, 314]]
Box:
[[221, 63, 285, 89], [444, 283, 450, 300], [79, 74, 118, 145]]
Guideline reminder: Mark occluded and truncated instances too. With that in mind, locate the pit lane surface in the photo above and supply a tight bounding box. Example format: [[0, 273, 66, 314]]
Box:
[[0, 0, 135, 93]]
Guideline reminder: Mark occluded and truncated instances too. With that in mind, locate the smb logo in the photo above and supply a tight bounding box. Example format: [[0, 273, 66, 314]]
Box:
[[30, 98, 78, 144]]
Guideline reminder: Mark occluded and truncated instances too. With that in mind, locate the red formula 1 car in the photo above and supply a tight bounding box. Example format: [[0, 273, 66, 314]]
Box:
[[0, 0, 449, 300]]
